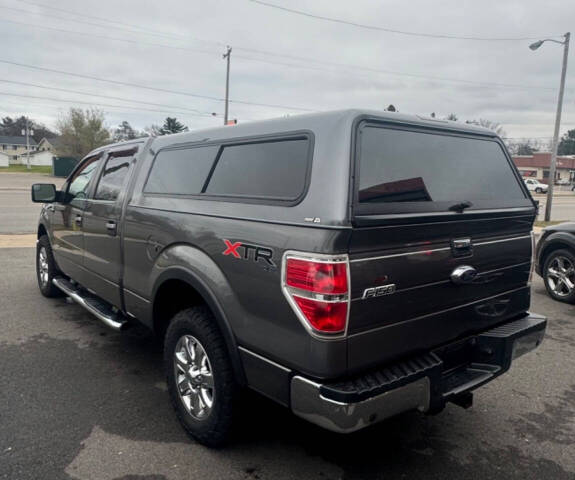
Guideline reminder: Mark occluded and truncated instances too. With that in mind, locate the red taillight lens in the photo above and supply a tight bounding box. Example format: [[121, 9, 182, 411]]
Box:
[[286, 258, 348, 294], [283, 254, 349, 336], [292, 296, 347, 333]]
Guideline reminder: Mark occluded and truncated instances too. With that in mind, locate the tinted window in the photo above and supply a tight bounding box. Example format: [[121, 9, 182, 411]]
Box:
[[145, 146, 218, 195], [68, 156, 101, 201], [358, 127, 526, 210], [205, 138, 309, 199], [94, 155, 132, 201]]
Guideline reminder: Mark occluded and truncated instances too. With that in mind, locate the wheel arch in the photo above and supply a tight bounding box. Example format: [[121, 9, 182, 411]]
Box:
[[539, 232, 575, 271], [151, 267, 246, 385], [37, 222, 48, 239]]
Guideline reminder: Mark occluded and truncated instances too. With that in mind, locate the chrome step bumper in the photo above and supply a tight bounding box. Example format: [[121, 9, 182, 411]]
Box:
[[291, 313, 546, 433], [52, 277, 128, 331]]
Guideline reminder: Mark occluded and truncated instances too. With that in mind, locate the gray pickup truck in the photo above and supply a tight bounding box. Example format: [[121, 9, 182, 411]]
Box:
[[32, 109, 546, 446]]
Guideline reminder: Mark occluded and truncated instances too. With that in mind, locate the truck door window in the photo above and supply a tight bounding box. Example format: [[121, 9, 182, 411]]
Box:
[[68, 156, 102, 202], [94, 154, 133, 201]]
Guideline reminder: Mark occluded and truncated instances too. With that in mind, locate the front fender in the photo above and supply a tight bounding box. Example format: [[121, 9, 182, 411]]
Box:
[[537, 231, 575, 274], [150, 243, 246, 384]]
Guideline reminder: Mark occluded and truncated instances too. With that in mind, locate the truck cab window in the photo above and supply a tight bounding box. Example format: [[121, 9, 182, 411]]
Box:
[[94, 155, 132, 201]]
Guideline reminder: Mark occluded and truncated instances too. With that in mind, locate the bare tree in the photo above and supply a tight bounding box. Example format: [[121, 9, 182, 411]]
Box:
[[56, 108, 110, 159], [466, 118, 506, 138]]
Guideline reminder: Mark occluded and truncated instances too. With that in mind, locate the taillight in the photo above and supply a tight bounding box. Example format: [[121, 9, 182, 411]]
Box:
[[282, 253, 350, 337]]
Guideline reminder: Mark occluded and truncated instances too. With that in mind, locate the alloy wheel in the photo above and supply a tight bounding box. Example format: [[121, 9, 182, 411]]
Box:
[[546, 255, 575, 297], [173, 335, 215, 420], [38, 247, 50, 287]]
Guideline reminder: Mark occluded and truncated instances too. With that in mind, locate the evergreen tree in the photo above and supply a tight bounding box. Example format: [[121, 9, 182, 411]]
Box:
[[558, 129, 575, 155], [159, 117, 188, 135], [112, 121, 138, 142], [0, 116, 57, 142]]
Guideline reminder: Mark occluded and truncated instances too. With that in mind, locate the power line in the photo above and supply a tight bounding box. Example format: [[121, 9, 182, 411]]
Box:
[[247, 0, 560, 41], [233, 52, 561, 91], [0, 78, 219, 116], [0, 58, 314, 112], [0, 17, 221, 57], [12, 0, 216, 44], [0, 91, 221, 117], [2, 3, 567, 92]]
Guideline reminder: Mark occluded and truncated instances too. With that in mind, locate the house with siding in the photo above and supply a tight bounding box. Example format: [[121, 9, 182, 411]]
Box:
[[0, 135, 38, 164]]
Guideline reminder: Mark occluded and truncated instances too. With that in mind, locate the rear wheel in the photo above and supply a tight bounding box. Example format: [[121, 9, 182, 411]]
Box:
[[543, 249, 575, 303], [36, 235, 64, 298], [164, 306, 237, 447]]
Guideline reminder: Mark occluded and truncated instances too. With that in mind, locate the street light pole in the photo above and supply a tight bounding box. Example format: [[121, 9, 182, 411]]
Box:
[[223, 46, 232, 125], [530, 33, 570, 222]]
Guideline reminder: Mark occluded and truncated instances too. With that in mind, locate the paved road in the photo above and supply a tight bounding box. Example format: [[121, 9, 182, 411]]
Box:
[[0, 247, 574, 479], [534, 192, 575, 222], [0, 173, 63, 234]]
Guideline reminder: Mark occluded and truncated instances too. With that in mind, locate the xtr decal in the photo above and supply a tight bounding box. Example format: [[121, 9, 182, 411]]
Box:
[[222, 239, 276, 267]]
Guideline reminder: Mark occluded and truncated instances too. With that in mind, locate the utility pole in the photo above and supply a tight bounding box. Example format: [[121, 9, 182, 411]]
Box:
[[530, 33, 570, 221], [223, 46, 232, 125], [546, 32, 570, 221], [21, 118, 34, 171]]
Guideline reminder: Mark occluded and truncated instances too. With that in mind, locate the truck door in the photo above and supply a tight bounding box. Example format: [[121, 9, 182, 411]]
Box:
[[81, 146, 138, 308], [51, 154, 103, 283]]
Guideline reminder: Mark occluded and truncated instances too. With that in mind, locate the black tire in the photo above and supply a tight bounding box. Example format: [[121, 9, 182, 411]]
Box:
[[36, 235, 64, 298], [164, 306, 237, 447], [535, 187, 542, 193], [543, 248, 575, 303]]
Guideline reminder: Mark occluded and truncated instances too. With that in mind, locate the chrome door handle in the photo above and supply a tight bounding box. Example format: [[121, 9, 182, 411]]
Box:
[[106, 220, 117, 236]]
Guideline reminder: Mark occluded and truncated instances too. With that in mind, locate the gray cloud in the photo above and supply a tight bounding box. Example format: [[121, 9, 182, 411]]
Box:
[[0, 0, 573, 140]]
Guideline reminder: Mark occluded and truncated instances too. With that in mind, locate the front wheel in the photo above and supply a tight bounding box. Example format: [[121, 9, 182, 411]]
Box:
[[535, 187, 543, 193], [36, 235, 64, 298], [164, 306, 238, 447], [543, 249, 575, 303]]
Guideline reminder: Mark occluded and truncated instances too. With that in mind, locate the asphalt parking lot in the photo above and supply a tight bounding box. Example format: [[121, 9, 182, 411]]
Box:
[[1, 245, 574, 480]]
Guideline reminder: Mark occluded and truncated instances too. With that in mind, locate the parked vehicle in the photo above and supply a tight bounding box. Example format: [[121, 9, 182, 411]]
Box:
[[536, 222, 575, 302], [524, 178, 549, 194], [32, 109, 546, 446]]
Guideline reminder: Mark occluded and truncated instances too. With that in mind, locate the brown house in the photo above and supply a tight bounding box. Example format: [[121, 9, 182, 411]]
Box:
[[512, 152, 575, 184]]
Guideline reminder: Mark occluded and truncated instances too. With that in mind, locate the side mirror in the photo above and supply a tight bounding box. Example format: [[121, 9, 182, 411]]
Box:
[[31, 183, 57, 203]]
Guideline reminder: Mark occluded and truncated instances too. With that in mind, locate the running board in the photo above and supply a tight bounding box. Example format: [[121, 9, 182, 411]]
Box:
[[52, 277, 129, 331]]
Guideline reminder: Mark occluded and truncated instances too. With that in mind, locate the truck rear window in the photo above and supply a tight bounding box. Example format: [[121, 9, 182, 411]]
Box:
[[356, 125, 529, 214]]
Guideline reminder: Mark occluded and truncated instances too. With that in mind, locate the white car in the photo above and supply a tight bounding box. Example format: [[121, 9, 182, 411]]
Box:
[[524, 178, 548, 194]]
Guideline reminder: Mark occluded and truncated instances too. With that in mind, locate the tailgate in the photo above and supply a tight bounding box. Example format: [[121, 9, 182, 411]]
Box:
[[347, 218, 534, 372]]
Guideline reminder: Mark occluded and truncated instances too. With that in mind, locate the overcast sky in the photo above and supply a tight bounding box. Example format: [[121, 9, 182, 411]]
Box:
[[1, 0, 574, 142]]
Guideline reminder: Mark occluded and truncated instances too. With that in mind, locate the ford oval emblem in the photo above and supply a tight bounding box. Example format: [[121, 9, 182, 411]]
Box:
[[450, 265, 477, 285]]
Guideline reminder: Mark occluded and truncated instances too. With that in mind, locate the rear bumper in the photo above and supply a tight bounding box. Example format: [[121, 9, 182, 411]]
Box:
[[291, 312, 546, 433]]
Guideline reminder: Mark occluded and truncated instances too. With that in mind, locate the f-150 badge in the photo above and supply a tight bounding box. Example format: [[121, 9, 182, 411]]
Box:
[[362, 284, 396, 299]]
